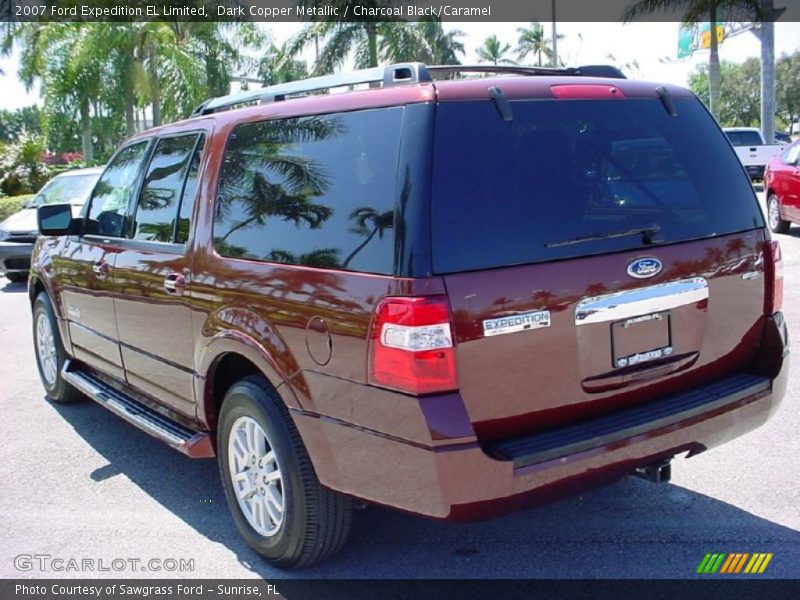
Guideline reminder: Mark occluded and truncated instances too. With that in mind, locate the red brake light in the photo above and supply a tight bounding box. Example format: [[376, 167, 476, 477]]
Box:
[[368, 296, 458, 395], [550, 84, 626, 99], [764, 240, 783, 314]]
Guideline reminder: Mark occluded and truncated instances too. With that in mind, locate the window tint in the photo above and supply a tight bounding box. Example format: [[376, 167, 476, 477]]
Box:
[[214, 108, 402, 274], [176, 134, 205, 244], [726, 130, 763, 147], [133, 134, 198, 243], [86, 142, 149, 237], [431, 99, 763, 274]]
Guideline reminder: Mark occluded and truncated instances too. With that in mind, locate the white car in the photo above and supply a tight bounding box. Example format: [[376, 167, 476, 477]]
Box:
[[723, 127, 786, 181], [0, 167, 103, 283]]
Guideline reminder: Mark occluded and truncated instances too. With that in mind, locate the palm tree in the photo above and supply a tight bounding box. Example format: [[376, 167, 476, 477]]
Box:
[[623, 0, 762, 118], [342, 207, 394, 269], [215, 116, 344, 244], [516, 22, 561, 67], [419, 21, 465, 65], [476, 35, 515, 66], [379, 21, 465, 66]]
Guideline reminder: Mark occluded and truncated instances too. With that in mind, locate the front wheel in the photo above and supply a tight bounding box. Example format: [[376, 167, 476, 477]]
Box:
[[217, 376, 353, 569], [768, 194, 790, 234], [32, 293, 82, 404]]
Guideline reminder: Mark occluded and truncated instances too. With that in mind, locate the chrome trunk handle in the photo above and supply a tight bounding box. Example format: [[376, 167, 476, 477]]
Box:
[[575, 277, 708, 326]]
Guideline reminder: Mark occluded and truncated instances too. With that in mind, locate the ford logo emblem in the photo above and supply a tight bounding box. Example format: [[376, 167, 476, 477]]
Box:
[[627, 257, 662, 279]]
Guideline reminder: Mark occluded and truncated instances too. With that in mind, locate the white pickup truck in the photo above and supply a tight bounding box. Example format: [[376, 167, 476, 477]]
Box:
[[723, 127, 786, 181]]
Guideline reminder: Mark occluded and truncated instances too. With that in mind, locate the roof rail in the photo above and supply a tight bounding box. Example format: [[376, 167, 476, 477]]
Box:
[[192, 62, 626, 116], [426, 64, 626, 79], [193, 62, 431, 115]]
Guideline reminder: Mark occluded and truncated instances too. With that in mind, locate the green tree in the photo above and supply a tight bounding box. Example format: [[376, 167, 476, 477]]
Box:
[[623, 0, 761, 118], [258, 40, 309, 86], [0, 132, 50, 195], [476, 35, 515, 66], [0, 106, 42, 142], [689, 58, 761, 126], [776, 51, 800, 134], [516, 22, 561, 67]]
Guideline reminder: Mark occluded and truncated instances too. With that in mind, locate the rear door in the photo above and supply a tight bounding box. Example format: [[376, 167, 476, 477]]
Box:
[[57, 142, 151, 380], [112, 132, 206, 417], [432, 95, 766, 440]]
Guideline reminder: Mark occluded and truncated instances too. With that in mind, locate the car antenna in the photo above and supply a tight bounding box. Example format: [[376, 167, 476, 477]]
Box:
[[488, 86, 513, 121]]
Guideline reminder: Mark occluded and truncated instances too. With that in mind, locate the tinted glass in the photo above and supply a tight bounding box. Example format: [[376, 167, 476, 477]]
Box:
[[726, 130, 763, 146], [176, 134, 205, 244], [86, 143, 149, 237], [133, 134, 198, 243], [214, 108, 402, 274], [33, 173, 100, 207], [432, 99, 763, 274]]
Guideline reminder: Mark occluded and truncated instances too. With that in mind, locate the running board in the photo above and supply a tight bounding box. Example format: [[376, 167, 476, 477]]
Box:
[[62, 361, 214, 458]]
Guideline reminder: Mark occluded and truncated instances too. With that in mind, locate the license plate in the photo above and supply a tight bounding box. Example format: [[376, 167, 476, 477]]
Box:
[[611, 311, 672, 369]]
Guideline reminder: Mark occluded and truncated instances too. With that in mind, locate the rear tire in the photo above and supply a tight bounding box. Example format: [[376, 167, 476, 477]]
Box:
[[32, 293, 82, 404], [768, 194, 790, 234], [6, 272, 27, 283], [217, 375, 353, 569]]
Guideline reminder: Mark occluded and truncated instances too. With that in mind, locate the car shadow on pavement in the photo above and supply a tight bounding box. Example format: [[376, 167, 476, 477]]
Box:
[[0, 279, 27, 293], [50, 399, 800, 580]]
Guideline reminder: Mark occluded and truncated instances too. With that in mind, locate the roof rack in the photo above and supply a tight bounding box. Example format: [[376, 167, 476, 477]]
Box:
[[193, 63, 431, 115], [193, 62, 626, 116]]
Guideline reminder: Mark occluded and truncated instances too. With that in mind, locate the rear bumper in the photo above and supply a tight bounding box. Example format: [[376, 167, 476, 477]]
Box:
[[0, 241, 33, 274], [294, 313, 789, 521]]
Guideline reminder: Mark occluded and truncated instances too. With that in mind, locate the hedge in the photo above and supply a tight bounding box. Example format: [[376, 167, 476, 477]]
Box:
[[0, 195, 34, 223]]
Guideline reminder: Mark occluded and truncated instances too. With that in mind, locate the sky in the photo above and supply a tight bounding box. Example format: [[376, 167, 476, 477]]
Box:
[[1, 21, 800, 111]]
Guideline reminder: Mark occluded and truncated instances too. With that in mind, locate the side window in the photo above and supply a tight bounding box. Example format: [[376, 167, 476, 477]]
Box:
[[133, 134, 199, 243], [86, 142, 149, 237], [213, 108, 402, 274], [176, 134, 205, 244]]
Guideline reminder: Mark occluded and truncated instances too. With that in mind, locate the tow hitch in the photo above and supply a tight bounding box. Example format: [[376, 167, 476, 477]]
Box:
[[634, 460, 672, 483]]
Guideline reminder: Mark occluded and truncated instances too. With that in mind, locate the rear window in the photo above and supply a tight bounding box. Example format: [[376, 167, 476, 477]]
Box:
[[726, 130, 763, 146], [431, 98, 763, 274]]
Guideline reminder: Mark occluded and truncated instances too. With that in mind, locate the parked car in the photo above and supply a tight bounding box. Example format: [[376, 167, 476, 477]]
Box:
[[0, 167, 102, 282], [775, 131, 793, 144], [764, 139, 800, 233], [723, 127, 786, 181], [29, 63, 788, 569]]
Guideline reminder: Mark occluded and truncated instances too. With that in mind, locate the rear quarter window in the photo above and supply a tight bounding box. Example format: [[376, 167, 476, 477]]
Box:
[[213, 107, 402, 274], [431, 98, 763, 274]]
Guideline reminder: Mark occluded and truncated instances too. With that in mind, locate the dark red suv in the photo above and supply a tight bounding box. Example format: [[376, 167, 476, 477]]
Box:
[[30, 63, 789, 568]]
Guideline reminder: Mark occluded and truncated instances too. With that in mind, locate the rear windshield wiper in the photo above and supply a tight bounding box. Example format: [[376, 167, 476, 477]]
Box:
[[545, 224, 663, 249]]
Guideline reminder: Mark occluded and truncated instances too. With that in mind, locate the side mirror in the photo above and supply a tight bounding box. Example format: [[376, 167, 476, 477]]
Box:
[[38, 203, 80, 236]]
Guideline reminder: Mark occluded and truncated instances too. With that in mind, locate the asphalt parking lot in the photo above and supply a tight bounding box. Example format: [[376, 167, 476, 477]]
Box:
[[1, 193, 798, 580]]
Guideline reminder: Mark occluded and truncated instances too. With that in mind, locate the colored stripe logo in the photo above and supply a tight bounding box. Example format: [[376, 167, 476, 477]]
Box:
[[697, 552, 773, 574]]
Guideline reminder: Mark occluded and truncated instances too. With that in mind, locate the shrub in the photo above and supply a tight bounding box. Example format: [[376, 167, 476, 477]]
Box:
[[0, 133, 51, 196], [0, 195, 33, 223]]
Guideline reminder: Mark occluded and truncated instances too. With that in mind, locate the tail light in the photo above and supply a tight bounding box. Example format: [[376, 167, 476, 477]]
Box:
[[368, 296, 458, 395], [764, 240, 783, 314]]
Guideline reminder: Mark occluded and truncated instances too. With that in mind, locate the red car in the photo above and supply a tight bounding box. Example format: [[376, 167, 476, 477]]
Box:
[[30, 63, 788, 568], [765, 140, 800, 233]]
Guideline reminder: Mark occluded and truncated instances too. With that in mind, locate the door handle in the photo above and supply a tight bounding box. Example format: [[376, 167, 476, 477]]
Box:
[[92, 261, 108, 280], [164, 272, 186, 295]]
